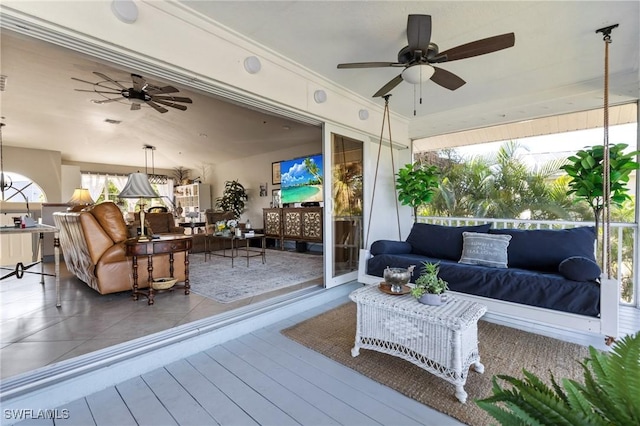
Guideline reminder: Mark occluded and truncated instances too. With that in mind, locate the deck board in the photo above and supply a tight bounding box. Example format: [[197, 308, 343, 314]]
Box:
[[163, 359, 259, 426], [85, 387, 137, 426], [116, 376, 178, 426], [140, 367, 218, 425], [186, 351, 299, 426]]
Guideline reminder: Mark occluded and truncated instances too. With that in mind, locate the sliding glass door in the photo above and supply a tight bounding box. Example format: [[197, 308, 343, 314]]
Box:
[[323, 125, 364, 288]]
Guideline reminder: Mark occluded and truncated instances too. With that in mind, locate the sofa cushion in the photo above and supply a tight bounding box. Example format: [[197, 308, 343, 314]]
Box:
[[559, 256, 601, 282], [370, 240, 412, 256], [459, 232, 511, 268], [406, 223, 492, 261], [489, 226, 596, 272]]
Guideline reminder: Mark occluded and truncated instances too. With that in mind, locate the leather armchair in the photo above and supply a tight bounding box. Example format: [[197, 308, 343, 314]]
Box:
[[130, 212, 185, 237], [54, 202, 186, 295]]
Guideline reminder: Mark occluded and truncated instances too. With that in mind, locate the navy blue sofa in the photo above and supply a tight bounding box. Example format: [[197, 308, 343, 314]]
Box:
[[366, 223, 602, 317]]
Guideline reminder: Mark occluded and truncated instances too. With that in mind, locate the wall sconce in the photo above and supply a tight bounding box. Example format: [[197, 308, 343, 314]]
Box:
[[111, 0, 138, 24], [358, 109, 369, 120], [243, 56, 261, 74], [313, 90, 327, 104]]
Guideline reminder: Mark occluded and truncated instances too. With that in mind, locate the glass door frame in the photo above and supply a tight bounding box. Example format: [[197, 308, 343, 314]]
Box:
[[322, 123, 369, 289]]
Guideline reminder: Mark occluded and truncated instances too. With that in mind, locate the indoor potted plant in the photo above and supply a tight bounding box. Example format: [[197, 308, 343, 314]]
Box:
[[215, 180, 248, 220], [411, 261, 449, 305]]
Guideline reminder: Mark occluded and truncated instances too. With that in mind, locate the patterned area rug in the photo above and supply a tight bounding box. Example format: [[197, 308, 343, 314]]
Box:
[[282, 302, 592, 426], [189, 249, 323, 303]]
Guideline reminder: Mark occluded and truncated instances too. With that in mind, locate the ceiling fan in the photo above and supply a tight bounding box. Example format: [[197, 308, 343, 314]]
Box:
[[337, 14, 515, 98], [72, 72, 193, 113]]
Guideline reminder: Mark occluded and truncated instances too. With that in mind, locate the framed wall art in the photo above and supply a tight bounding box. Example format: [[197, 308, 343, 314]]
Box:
[[272, 161, 281, 185]]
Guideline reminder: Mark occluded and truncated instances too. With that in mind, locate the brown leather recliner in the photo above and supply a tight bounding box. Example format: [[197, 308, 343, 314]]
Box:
[[129, 211, 185, 237], [54, 202, 187, 295]]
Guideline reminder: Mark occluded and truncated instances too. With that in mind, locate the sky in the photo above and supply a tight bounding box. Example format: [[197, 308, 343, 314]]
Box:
[[453, 123, 638, 167]]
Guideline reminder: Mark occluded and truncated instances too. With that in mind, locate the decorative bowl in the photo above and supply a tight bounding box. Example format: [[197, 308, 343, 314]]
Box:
[[152, 277, 177, 290], [383, 266, 415, 293]]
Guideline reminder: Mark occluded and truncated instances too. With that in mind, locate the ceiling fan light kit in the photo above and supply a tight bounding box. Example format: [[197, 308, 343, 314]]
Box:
[[111, 0, 138, 24], [401, 64, 435, 84], [313, 90, 327, 104], [243, 56, 261, 74]]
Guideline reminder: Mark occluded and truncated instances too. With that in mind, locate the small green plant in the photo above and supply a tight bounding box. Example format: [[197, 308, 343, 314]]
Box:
[[411, 262, 449, 298], [476, 331, 640, 425]]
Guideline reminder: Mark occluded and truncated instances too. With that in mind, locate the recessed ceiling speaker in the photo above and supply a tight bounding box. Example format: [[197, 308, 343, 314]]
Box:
[[111, 0, 138, 24]]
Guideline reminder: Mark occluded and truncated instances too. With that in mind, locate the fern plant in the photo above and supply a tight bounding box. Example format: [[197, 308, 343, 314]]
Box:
[[476, 332, 640, 425]]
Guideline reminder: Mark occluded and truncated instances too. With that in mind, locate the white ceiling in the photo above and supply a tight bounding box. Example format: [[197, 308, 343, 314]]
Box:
[[0, 1, 638, 171]]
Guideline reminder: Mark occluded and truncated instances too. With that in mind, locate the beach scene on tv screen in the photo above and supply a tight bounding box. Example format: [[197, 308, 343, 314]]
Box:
[[281, 154, 323, 204]]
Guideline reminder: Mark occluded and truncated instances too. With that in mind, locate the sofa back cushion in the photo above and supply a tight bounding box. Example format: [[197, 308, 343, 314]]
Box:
[[489, 226, 596, 272], [89, 202, 128, 243], [406, 223, 492, 261]]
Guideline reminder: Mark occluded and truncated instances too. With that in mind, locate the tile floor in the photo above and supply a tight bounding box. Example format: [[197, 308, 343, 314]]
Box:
[[0, 251, 321, 379]]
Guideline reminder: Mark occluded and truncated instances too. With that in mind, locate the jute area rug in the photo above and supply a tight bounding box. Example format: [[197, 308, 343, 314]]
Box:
[[282, 302, 591, 426], [189, 249, 323, 303]]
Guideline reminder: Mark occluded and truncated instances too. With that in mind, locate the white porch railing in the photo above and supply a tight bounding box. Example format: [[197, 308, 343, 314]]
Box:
[[418, 216, 638, 308]]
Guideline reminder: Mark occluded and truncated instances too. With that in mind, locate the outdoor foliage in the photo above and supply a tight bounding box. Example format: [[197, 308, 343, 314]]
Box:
[[395, 162, 440, 218], [476, 332, 640, 425], [560, 143, 640, 233]]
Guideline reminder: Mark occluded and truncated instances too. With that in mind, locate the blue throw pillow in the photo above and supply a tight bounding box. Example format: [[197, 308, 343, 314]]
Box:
[[558, 256, 601, 282], [406, 223, 492, 261], [489, 226, 596, 272], [370, 240, 412, 256]]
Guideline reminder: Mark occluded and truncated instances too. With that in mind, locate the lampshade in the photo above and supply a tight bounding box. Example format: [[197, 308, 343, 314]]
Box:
[[402, 64, 435, 84], [68, 188, 94, 205], [118, 173, 159, 199]]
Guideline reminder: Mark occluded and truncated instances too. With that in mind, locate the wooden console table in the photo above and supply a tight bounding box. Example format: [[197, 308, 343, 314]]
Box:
[[263, 207, 323, 249], [0, 224, 61, 307], [125, 235, 192, 305]]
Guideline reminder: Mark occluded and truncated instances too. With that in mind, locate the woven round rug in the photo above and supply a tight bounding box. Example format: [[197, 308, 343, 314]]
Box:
[[282, 302, 592, 426]]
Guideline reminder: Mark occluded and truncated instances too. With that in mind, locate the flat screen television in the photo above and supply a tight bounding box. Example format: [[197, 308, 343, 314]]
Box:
[[280, 153, 323, 205]]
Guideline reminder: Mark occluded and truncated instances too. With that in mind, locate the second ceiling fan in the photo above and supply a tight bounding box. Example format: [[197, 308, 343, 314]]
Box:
[[337, 14, 515, 98]]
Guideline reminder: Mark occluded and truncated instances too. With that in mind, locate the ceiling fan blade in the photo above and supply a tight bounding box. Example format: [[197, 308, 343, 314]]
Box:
[[153, 99, 188, 111], [131, 74, 145, 92], [94, 97, 124, 104], [437, 33, 515, 62], [152, 95, 193, 104], [147, 85, 179, 95], [93, 72, 127, 89], [407, 14, 431, 52], [146, 100, 169, 113], [430, 67, 466, 90], [131, 103, 141, 111], [373, 74, 404, 97], [74, 89, 122, 95], [338, 62, 402, 69]]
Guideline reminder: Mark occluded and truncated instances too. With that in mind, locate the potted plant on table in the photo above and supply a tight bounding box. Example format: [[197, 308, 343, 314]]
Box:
[[411, 262, 449, 305]]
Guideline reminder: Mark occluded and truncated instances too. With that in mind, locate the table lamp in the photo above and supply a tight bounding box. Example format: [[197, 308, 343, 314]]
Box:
[[67, 188, 95, 211], [118, 172, 158, 241]]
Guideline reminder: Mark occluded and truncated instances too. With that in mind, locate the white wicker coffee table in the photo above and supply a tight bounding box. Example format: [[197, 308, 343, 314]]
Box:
[[349, 285, 487, 403]]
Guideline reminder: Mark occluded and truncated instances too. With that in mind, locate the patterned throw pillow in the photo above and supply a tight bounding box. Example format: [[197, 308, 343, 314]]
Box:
[[459, 232, 512, 268]]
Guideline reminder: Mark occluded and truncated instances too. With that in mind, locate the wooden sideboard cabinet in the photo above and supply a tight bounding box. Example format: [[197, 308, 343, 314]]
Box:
[[263, 207, 323, 249]]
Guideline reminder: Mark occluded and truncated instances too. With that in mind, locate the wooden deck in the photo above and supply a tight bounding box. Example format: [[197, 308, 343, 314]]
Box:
[[10, 291, 463, 426], [4, 283, 638, 426]]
